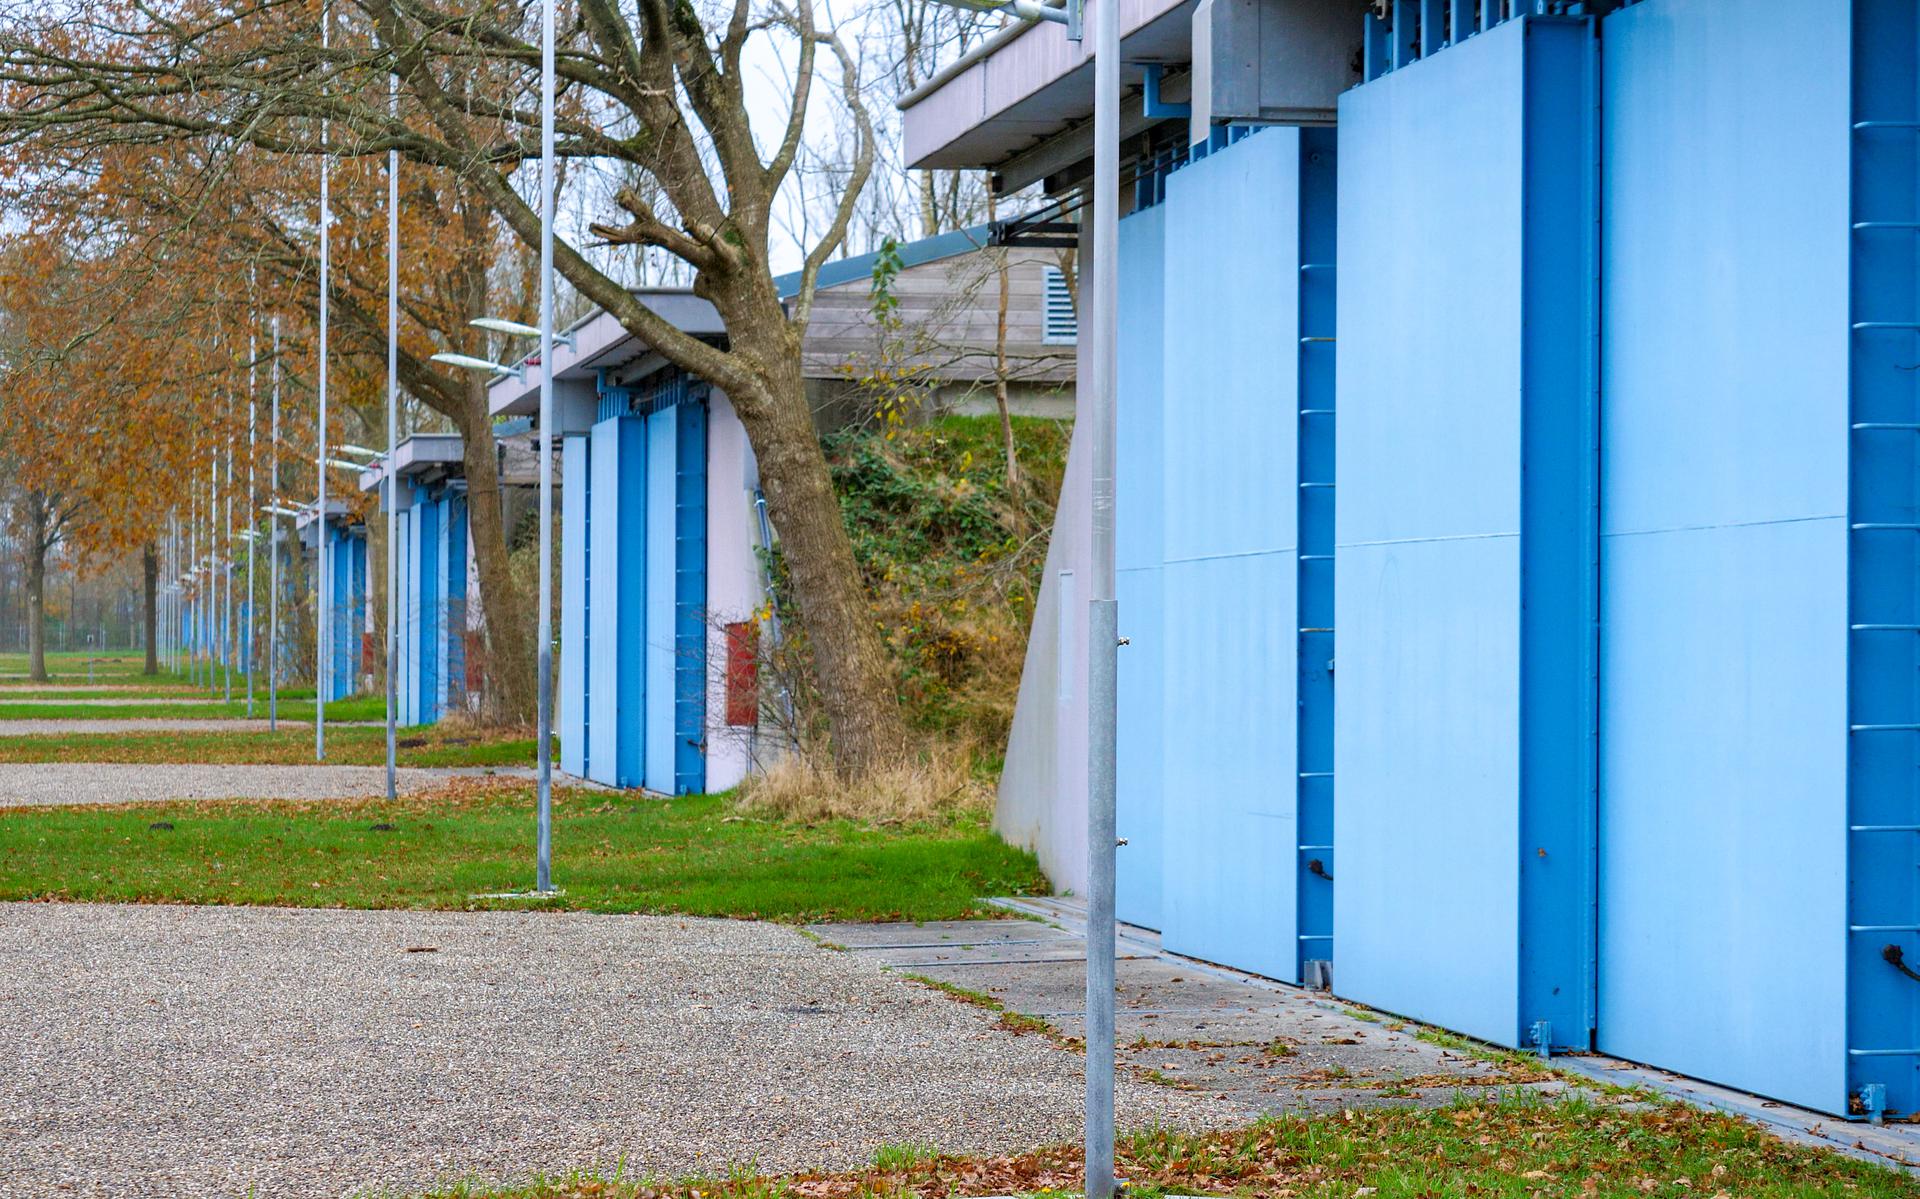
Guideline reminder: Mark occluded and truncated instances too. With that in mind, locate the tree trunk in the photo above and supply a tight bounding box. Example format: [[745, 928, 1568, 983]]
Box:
[[142, 541, 159, 674], [24, 493, 49, 683], [455, 388, 534, 722], [724, 328, 907, 773]]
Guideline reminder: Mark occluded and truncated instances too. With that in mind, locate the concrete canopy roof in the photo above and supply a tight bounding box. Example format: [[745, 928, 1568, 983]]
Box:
[[358, 433, 465, 494], [897, 0, 1199, 185], [485, 290, 725, 420], [292, 499, 355, 533]]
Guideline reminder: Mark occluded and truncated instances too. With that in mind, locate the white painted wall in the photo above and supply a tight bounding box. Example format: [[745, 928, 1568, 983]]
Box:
[[996, 417, 1091, 896], [704, 391, 766, 793]]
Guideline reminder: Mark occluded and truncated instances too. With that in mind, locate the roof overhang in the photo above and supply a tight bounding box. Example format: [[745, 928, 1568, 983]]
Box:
[[293, 499, 353, 534], [359, 433, 465, 494], [485, 290, 725, 423], [900, 0, 1366, 189], [900, 0, 1198, 188]]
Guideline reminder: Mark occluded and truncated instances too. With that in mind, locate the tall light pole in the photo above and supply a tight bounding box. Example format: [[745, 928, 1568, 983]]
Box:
[[386, 70, 400, 805], [315, 0, 331, 763], [1083, 0, 1120, 1184], [224, 394, 234, 704], [533, 0, 558, 894], [247, 305, 258, 717], [270, 316, 282, 732]]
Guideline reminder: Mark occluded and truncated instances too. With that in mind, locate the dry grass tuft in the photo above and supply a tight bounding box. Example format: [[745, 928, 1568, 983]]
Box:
[[735, 741, 992, 826]]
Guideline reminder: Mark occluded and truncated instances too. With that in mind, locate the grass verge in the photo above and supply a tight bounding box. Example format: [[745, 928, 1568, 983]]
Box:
[[0, 693, 387, 721], [0, 787, 1045, 922], [384, 1092, 1918, 1198], [0, 723, 534, 767]]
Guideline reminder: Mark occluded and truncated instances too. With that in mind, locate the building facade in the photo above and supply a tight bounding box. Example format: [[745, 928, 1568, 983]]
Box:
[[905, 0, 1920, 1121]]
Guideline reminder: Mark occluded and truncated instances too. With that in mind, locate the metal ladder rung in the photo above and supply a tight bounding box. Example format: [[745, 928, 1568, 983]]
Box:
[[1855, 121, 1920, 130], [1300, 554, 1333, 562], [1851, 524, 1920, 531], [1297, 934, 1334, 942], [1850, 924, 1920, 932], [1299, 772, 1333, 779], [1300, 263, 1336, 272], [1298, 844, 1333, 851], [1852, 624, 1920, 631], [1850, 723, 1920, 732], [1300, 337, 1336, 344], [1852, 423, 1920, 431], [1854, 222, 1920, 230], [1300, 409, 1335, 417], [1852, 824, 1920, 833], [1299, 482, 1334, 490], [1853, 322, 1920, 330]]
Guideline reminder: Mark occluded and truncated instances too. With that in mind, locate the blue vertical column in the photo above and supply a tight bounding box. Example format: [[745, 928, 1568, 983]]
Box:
[[1334, 15, 1596, 1049], [589, 415, 648, 787], [1115, 205, 1167, 931], [1849, 0, 1920, 1123], [1159, 128, 1302, 984], [444, 493, 467, 708], [644, 405, 678, 793], [1599, 0, 1853, 1114], [673, 398, 708, 796], [396, 501, 415, 724], [560, 435, 590, 777], [417, 493, 440, 724], [1294, 126, 1336, 982]]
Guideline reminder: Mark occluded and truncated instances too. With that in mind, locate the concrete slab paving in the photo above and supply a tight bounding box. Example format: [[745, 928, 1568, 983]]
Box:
[[808, 911, 1558, 1122], [0, 763, 543, 807]]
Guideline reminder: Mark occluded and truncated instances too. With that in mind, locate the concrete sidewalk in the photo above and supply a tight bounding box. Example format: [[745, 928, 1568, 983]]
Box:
[[808, 900, 1557, 1119]]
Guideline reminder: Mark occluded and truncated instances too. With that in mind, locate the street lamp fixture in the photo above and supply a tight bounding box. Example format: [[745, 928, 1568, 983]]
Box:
[[470, 316, 576, 352], [431, 351, 527, 381], [338, 444, 383, 459]]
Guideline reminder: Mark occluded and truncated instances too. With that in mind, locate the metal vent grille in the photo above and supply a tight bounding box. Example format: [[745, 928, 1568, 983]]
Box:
[[1043, 266, 1078, 344]]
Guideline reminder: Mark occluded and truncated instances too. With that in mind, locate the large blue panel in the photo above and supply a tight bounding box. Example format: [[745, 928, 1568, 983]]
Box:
[[617, 419, 650, 788], [1334, 17, 1596, 1048], [444, 494, 466, 708], [1159, 129, 1302, 983], [1116, 204, 1166, 930], [560, 435, 588, 777], [673, 400, 708, 796], [1597, 0, 1853, 1115], [417, 495, 440, 724], [645, 406, 678, 793], [589, 420, 624, 784]]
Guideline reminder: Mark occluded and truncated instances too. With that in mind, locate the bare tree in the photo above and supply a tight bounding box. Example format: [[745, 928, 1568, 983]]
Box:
[[0, 0, 911, 770]]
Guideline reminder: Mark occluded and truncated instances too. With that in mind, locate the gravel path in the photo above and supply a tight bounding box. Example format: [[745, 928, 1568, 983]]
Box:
[[0, 696, 227, 706], [0, 718, 384, 737], [0, 904, 1225, 1198], [0, 763, 536, 806]]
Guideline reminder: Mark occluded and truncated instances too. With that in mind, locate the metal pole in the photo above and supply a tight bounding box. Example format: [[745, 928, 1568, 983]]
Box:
[[534, 0, 557, 892], [188, 482, 197, 685], [270, 317, 282, 732], [247, 303, 258, 717], [315, 0, 331, 763], [210, 455, 220, 696], [1084, 0, 1120, 1189], [224, 396, 234, 704], [385, 73, 400, 804]]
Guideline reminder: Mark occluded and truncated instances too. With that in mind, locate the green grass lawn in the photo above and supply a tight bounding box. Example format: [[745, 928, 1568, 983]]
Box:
[[0, 693, 388, 721], [0, 789, 1046, 922], [0, 723, 535, 767], [395, 1092, 1918, 1199]]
